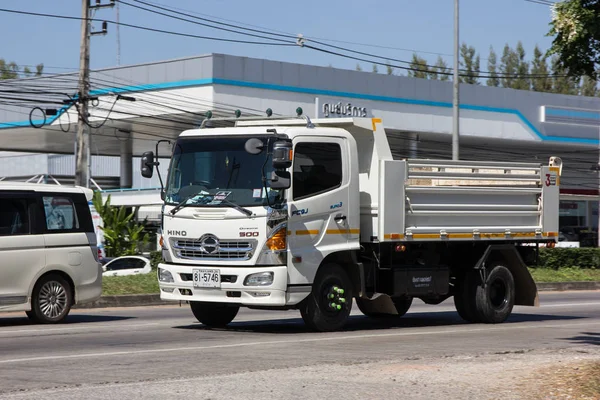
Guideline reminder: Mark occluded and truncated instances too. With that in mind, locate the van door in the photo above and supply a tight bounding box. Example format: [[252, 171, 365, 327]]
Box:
[[287, 137, 353, 284], [0, 192, 45, 308]]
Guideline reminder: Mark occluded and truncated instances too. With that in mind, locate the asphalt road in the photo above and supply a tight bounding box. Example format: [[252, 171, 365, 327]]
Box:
[[0, 291, 599, 399]]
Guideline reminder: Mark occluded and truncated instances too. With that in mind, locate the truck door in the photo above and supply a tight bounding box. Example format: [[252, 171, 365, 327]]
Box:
[[287, 137, 353, 284]]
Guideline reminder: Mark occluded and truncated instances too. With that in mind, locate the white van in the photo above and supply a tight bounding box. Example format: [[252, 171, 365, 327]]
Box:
[[0, 183, 102, 323]]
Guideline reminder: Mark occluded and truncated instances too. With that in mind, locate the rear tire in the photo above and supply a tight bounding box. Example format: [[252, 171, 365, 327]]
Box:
[[475, 264, 515, 324], [454, 269, 481, 323], [300, 264, 353, 332], [190, 302, 239, 328], [28, 274, 73, 324]]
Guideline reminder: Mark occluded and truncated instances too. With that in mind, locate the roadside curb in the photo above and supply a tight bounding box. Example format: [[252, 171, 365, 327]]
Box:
[[74, 282, 600, 309], [535, 281, 600, 292], [73, 294, 170, 309]]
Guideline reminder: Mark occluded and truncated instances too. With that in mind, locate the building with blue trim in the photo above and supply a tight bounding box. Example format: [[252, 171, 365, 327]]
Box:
[[0, 53, 598, 233]]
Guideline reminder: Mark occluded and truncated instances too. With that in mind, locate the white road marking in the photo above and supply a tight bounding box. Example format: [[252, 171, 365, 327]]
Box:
[[540, 302, 600, 308], [1, 320, 599, 365], [0, 322, 161, 336]]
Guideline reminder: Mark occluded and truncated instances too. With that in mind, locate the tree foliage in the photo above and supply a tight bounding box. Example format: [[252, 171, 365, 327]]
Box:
[[486, 46, 500, 87], [92, 191, 150, 257], [408, 53, 430, 79], [531, 45, 553, 92], [459, 43, 480, 84], [0, 59, 44, 80], [546, 0, 600, 79]]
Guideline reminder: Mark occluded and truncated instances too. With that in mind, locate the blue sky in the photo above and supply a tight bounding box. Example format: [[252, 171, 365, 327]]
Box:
[[0, 0, 557, 74]]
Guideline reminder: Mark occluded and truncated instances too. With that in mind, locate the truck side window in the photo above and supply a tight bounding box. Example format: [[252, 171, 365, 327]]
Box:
[[293, 142, 342, 200]]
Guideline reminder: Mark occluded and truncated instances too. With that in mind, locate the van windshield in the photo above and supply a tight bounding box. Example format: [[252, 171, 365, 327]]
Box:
[[164, 136, 281, 207]]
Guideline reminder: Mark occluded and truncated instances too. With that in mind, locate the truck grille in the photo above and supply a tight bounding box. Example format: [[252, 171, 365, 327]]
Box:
[[170, 237, 257, 261]]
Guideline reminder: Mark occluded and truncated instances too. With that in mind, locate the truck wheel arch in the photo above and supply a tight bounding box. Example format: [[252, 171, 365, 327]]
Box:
[[475, 244, 539, 307], [318, 251, 363, 298]]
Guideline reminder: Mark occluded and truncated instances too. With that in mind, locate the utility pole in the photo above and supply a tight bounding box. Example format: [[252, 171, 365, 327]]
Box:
[[75, 0, 91, 188], [452, 0, 460, 161], [74, 0, 113, 188]]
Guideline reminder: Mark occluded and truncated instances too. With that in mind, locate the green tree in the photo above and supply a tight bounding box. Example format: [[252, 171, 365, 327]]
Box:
[[35, 63, 44, 76], [355, 63, 362, 72], [580, 76, 597, 96], [546, 0, 600, 79], [513, 41, 531, 90], [408, 53, 430, 79], [0, 59, 19, 80], [429, 56, 450, 81], [459, 43, 480, 84], [386, 60, 394, 75], [372, 64, 379, 73], [486, 46, 500, 87], [92, 191, 150, 257], [531, 45, 553, 92], [551, 55, 580, 95], [500, 44, 518, 89]]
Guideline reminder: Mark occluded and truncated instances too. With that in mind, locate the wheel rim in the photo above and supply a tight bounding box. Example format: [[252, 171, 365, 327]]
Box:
[[39, 281, 68, 319], [489, 277, 508, 309], [320, 278, 348, 317]]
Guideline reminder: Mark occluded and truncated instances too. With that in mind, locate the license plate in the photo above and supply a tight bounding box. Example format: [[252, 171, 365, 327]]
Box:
[[192, 269, 221, 288]]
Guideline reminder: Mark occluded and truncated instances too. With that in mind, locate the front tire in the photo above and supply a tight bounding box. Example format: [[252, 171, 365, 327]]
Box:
[[300, 264, 354, 332], [190, 302, 239, 328], [28, 274, 73, 324]]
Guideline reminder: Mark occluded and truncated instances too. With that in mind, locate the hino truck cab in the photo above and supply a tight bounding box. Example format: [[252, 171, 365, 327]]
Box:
[[141, 113, 560, 332]]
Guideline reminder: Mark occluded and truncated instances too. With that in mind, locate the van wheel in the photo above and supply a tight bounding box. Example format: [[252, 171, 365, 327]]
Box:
[[475, 264, 515, 324], [28, 274, 72, 324], [300, 264, 353, 332], [190, 302, 239, 328]]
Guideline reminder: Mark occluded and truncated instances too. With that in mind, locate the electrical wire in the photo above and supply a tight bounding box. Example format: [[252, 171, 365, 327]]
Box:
[[119, 0, 292, 44], [0, 7, 296, 46]]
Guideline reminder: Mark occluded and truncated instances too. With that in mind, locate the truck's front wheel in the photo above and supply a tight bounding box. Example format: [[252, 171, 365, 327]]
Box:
[[190, 301, 239, 328], [300, 264, 354, 332]]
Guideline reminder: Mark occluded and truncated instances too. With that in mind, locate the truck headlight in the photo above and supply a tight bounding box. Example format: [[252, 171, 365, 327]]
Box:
[[158, 267, 174, 283], [244, 272, 274, 286], [256, 223, 287, 265]]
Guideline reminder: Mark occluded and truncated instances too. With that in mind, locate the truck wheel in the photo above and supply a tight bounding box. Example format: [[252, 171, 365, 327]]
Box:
[[190, 302, 239, 328], [300, 264, 353, 332], [453, 270, 481, 323], [356, 296, 413, 318], [28, 274, 73, 324], [474, 264, 515, 324]]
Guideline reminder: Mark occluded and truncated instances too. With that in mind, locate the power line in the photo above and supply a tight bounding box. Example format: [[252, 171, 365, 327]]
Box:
[[0, 7, 296, 46]]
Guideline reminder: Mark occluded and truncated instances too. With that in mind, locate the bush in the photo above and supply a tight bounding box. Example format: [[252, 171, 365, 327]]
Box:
[[150, 250, 163, 270], [538, 248, 600, 270]]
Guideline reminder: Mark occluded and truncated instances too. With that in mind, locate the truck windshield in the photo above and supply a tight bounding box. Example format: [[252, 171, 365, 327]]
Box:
[[164, 136, 280, 207]]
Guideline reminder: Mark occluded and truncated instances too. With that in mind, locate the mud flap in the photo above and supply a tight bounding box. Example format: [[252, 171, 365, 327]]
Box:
[[357, 293, 399, 315]]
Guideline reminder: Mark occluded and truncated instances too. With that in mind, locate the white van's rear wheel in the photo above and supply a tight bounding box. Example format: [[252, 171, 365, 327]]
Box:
[[28, 274, 73, 324]]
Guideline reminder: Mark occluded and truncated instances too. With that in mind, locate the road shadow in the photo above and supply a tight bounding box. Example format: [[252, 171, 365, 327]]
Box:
[[562, 331, 600, 346], [173, 311, 586, 335], [0, 313, 134, 328]]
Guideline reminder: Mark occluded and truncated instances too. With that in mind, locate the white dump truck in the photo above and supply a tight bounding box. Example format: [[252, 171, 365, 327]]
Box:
[[140, 115, 561, 332]]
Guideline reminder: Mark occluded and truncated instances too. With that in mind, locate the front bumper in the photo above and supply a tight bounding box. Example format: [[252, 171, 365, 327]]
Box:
[[157, 263, 290, 306]]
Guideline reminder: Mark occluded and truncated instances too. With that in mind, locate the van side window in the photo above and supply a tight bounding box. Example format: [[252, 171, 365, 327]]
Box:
[[0, 199, 30, 236], [43, 196, 79, 231], [293, 142, 343, 200]]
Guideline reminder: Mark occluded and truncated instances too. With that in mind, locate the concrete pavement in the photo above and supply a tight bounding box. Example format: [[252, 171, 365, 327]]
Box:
[[0, 291, 598, 399]]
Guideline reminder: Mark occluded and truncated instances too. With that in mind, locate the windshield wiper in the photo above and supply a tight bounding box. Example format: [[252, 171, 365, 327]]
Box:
[[170, 190, 205, 215], [169, 191, 253, 217]]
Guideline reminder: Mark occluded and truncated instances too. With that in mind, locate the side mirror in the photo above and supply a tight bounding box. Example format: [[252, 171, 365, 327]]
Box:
[[141, 151, 155, 178], [272, 140, 293, 169], [245, 138, 265, 155], [270, 170, 291, 190]]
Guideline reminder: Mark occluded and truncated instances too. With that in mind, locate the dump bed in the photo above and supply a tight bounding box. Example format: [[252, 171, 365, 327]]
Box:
[[367, 156, 561, 243]]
